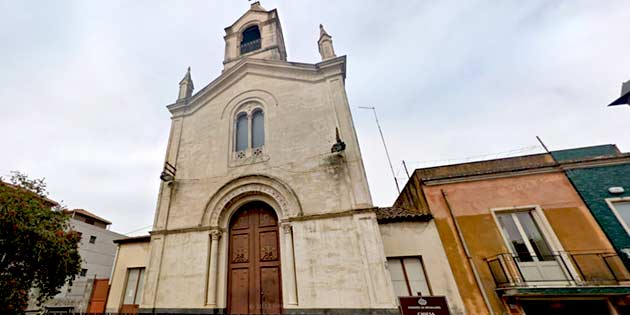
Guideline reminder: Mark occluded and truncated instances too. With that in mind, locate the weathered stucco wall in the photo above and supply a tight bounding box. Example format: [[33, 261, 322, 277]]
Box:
[[154, 65, 372, 232], [139, 54, 391, 311], [106, 241, 150, 312], [423, 172, 614, 315], [379, 221, 466, 315]]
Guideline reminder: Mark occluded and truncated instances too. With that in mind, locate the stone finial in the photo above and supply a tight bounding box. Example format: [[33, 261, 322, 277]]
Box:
[[318, 24, 336, 61], [319, 24, 330, 37], [177, 66, 194, 102]]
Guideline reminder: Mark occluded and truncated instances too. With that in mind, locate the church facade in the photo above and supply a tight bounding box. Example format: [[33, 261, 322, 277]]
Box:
[[105, 3, 456, 314]]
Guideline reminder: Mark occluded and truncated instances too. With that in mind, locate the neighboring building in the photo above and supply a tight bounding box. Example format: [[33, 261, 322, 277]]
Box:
[[552, 145, 630, 269], [40, 209, 124, 312], [375, 207, 467, 315], [394, 147, 630, 315], [107, 2, 397, 314], [107, 236, 151, 313]]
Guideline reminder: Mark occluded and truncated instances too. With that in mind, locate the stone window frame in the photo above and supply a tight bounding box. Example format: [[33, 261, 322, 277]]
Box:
[[605, 197, 630, 235], [229, 102, 269, 167]]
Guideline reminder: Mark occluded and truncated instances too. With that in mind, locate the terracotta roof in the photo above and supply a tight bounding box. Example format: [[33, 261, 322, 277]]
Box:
[[114, 235, 151, 244], [64, 208, 112, 225], [375, 206, 432, 223]]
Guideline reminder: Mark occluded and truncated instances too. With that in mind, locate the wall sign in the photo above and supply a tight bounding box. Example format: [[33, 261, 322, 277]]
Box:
[[399, 296, 450, 315]]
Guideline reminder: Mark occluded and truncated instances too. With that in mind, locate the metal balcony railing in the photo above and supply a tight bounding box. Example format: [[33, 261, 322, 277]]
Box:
[[486, 251, 630, 288], [240, 38, 261, 54]]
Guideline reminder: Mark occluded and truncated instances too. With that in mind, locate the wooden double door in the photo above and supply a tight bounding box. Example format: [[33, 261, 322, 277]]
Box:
[[228, 202, 282, 314]]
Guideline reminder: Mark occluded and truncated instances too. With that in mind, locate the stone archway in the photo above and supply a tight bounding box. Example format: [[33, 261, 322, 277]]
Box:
[[200, 174, 302, 228], [202, 175, 300, 309]]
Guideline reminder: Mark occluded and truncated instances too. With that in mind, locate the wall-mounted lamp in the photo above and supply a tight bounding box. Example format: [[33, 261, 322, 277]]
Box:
[[160, 162, 177, 183], [331, 127, 346, 153]]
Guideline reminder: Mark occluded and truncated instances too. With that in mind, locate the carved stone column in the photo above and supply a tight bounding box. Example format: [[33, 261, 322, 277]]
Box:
[[283, 224, 298, 305], [207, 230, 222, 306]]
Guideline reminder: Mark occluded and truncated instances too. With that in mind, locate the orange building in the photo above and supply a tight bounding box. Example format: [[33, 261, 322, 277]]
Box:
[[395, 149, 630, 315]]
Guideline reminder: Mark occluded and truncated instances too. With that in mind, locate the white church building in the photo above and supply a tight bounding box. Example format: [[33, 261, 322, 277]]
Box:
[[106, 3, 464, 314]]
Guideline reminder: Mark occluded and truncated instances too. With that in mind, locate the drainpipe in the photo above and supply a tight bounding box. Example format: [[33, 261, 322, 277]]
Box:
[[441, 190, 495, 315]]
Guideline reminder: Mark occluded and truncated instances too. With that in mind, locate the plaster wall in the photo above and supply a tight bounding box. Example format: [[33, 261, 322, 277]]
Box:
[[154, 68, 372, 232], [140, 212, 397, 310], [291, 213, 396, 309], [423, 172, 615, 315], [106, 241, 150, 312], [379, 221, 466, 315]]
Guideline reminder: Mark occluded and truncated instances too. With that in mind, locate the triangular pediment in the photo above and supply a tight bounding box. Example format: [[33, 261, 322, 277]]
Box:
[[166, 56, 346, 117]]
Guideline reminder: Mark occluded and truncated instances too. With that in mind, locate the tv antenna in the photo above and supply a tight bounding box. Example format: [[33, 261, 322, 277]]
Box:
[[359, 106, 400, 193]]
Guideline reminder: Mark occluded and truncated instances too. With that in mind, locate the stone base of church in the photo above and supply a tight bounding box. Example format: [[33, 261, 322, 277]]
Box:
[[284, 308, 400, 315], [138, 308, 225, 314], [138, 308, 400, 315]]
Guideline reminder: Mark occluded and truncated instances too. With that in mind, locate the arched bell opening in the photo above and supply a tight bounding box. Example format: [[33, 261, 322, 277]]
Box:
[[240, 25, 262, 54]]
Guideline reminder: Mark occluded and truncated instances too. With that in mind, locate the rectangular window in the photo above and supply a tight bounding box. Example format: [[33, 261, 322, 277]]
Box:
[[89, 235, 97, 244], [387, 256, 431, 297], [123, 268, 146, 305], [80, 268, 87, 277], [495, 210, 554, 262], [609, 200, 630, 234]]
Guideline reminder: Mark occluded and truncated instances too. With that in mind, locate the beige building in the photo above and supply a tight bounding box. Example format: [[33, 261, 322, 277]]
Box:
[[106, 3, 465, 314]]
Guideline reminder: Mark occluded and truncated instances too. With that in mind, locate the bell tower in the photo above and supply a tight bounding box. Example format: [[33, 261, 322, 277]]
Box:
[[222, 1, 287, 70]]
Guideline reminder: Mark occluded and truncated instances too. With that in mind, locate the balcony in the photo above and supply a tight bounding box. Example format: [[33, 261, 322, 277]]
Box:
[[486, 252, 630, 288], [240, 38, 261, 54]]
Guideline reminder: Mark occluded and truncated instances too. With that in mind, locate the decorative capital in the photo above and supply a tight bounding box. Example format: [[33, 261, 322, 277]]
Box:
[[210, 230, 222, 240], [282, 224, 292, 234]]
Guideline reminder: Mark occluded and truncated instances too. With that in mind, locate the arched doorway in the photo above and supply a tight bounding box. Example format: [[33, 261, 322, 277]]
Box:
[[227, 201, 282, 314]]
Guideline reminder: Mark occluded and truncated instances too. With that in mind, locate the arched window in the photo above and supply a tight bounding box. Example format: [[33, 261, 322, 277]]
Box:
[[240, 25, 261, 54], [235, 113, 248, 152], [251, 109, 264, 148]]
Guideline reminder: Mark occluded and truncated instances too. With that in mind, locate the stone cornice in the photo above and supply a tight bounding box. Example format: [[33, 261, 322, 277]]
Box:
[[149, 206, 376, 236], [423, 166, 560, 186], [166, 56, 347, 118]]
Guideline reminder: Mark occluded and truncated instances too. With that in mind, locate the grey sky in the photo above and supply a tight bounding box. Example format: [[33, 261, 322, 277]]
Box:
[[1, 1, 629, 235]]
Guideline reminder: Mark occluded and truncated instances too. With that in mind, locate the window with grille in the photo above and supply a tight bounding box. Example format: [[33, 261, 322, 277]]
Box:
[[240, 25, 261, 54]]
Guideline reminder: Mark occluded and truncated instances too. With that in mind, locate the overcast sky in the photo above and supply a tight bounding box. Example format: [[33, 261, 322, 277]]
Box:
[[1, 1, 629, 235]]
